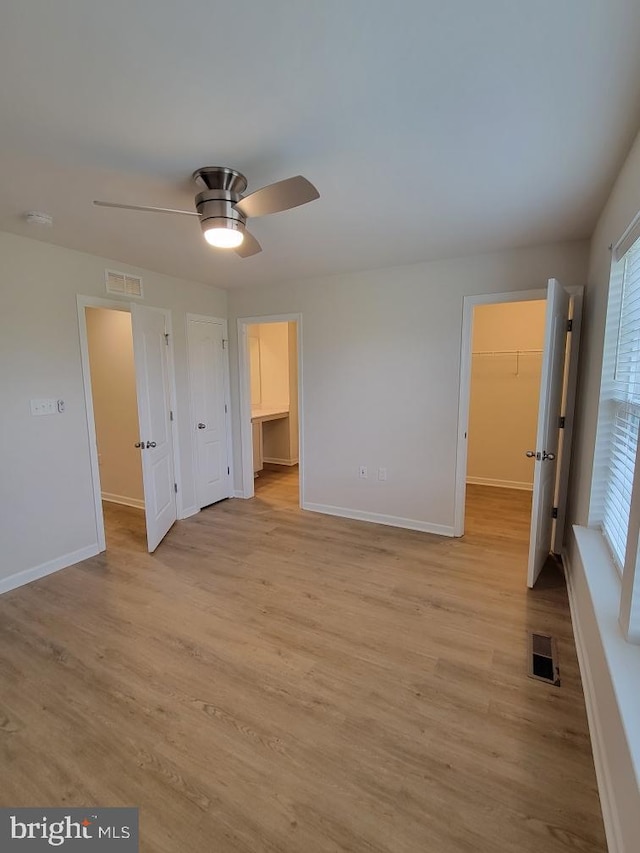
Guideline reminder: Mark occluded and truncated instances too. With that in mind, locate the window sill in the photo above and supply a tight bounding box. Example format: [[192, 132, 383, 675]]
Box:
[[572, 525, 640, 790]]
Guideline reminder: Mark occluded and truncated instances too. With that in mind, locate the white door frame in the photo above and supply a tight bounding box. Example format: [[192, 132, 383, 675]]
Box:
[[77, 295, 183, 551], [237, 313, 303, 502], [454, 288, 547, 537], [186, 313, 234, 506]]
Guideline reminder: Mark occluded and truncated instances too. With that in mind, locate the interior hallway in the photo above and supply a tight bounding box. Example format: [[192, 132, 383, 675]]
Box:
[[0, 476, 605, 853]]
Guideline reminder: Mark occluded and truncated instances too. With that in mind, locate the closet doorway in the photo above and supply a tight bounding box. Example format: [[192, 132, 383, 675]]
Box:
[[465, 299, 547, 544], [85, 306, 145, 521], [78, 296, 179, 553], [455, 283, 583, 586]]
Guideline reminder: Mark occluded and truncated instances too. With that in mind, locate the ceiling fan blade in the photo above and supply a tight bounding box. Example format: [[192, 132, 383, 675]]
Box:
[[235, 229, 262, 258], [234, 175, 319, 218], [93, 200, 200, 217]]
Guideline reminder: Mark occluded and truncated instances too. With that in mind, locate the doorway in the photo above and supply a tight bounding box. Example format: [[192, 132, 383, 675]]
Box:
[[78, 296, 179, 553], [238, 314, 302, 504], [464, 299, 547, 543], [85, 306, 146, 546], [455, 283, 582, 586]]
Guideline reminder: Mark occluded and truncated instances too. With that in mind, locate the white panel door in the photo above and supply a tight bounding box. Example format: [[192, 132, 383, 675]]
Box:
[[131, 303, 177, 552], [187, 318, 231, 508], [550, 289, 583, 555], [527, 279, 570, 587]]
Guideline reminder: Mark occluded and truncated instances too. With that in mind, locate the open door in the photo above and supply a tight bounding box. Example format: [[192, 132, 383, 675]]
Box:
[[131, 303, 177, 552], [527, 280, 570, 587]]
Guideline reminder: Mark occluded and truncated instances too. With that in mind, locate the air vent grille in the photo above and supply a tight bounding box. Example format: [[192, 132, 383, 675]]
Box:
[[528, 632, 560, 686], [105, 270, 143, 298]]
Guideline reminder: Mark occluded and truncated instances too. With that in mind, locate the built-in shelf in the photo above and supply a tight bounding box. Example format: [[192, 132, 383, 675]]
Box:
[[251, 405, 289, 424], [251, 406, 290, 473]]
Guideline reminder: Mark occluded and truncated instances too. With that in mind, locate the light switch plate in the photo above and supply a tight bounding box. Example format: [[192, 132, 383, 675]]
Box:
[[30, 398, 58, 416]]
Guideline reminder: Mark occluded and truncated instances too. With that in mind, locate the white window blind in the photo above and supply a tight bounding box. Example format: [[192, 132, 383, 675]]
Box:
[[602, 239, 640, 567]]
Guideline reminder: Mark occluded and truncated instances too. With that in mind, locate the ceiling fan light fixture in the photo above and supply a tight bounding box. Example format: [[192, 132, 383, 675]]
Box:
[[202, 220, 244, 249], [94, 165, 319, 259]]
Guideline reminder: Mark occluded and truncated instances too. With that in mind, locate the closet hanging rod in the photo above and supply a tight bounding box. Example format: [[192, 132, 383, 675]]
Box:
[[473, 348, 543, 356]]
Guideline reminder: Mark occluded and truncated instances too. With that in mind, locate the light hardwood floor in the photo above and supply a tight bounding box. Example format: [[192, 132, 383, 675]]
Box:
[[0, 473, 606, 853]]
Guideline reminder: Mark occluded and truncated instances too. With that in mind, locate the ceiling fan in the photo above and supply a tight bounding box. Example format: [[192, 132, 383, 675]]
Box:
[[93, 166, 319, 257]]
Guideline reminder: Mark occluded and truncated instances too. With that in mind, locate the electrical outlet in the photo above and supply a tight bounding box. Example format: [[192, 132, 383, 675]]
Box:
[[359, 466, 368, 479], [378, 467, 387, 481]]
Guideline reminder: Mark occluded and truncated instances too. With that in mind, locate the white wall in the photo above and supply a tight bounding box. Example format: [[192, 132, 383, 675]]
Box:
[[85, 307, 144, 507], [248, 322, 290, 408], [0, 231, 225, 589], [467, 301, 546, 490], [472, 300, 547, 351], [256, 322, 290, 408], [570, 129, 640, 527], [229, 241, 588, 533], [248, 332, 262, 406], [565, 128, 640, 853]]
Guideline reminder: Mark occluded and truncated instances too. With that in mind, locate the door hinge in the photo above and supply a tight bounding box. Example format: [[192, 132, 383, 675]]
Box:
[[174, 483, 178, 493], [566, 319, 573, 332], [224, 403, 228, 414], [222, 338, 228, 349], [558, 416, 565, 429], [227, 466, 230, 475], [164, 333, 170, 345], [551, 507, 558, 519], [169, 410, 174, 421]]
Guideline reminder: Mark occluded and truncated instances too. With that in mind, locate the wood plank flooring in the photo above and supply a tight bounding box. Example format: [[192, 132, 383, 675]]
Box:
[[0, 472, 606, 852]]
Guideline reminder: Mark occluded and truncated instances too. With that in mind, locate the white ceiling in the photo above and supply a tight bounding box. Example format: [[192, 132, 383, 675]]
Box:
[[1, 0, 640, 288]]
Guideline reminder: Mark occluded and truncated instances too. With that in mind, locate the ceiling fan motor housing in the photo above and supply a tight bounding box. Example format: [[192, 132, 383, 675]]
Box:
[[193, 167, 248, 237], [192, 166, 247, 193], [195, 188, 247, 236]]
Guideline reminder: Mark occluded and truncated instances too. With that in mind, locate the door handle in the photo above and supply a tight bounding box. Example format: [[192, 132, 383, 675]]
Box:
[[197, 423, 206, 429], [525, 450, 541, 459], [146, 441, 157, 449], [542, 451, 556, 461], [134, 441, 143, 448]]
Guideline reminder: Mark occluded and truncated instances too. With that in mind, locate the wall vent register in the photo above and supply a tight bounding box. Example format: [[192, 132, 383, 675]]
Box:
[[528, 632, 560, 686], [105, 270, 144, 298]]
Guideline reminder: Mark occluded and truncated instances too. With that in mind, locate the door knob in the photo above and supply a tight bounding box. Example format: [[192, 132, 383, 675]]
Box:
[[542, 451, 556, 461], [525, 450, 540, 459], [134, 441, 143, 448], [197, 423, 206, 429], [146, 441, 157, 449]]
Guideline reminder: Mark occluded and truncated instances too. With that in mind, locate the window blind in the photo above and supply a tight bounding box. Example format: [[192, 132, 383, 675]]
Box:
[[603, 239, 640, 568]]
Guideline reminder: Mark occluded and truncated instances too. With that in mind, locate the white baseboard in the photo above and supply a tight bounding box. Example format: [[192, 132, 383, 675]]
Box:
[[262, 457, 299, 466], [179, 505, 200, 519], [466, 476, 533, 491], [102, 492, 145, 510], [0, 543, 101, 596], [562, 546, 624, 853], [302, 502, 454, 537]]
